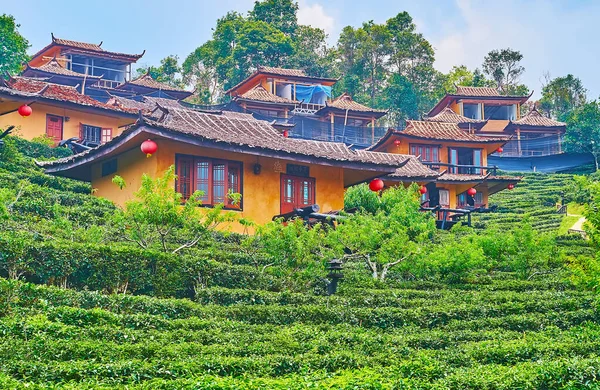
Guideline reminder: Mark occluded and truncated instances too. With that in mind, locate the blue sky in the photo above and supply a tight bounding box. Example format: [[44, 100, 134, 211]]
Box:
[[4, 0, 599, 100]]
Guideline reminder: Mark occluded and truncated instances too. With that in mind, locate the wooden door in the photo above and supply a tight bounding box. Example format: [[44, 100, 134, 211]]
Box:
[[280, 174, 315, 214], [46, 115, 63, 145]]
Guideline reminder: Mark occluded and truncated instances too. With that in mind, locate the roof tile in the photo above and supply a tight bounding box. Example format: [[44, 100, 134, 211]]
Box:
[[402, 120, 508, 143], [454, 86, 500, 97], [510, 108, 566, 127], [238, 85, 298, 104]]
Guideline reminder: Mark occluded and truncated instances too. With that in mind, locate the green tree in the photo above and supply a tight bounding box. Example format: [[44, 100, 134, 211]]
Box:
[[249, 0, 299, 37], [137, 55, 184, 89], [333, 185, 436, 281], [112, 166, 240, 253], [482, 48, 525, 94], [540, 74, 587, 120], [564, 101, 600, 170], [0, 14, 30, 75]]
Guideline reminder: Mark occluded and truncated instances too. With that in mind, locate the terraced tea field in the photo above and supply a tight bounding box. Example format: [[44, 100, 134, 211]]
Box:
[[1, 273, 600, 389], [474, 174, 577, 233]]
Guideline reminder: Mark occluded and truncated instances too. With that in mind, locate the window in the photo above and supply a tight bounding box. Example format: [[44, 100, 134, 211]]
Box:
[[410, 144, 440, 162], [280, 174, 315, 214], [463, 103, 481, 119], [79, 124, 112, 145], [484, 104, 517, 120], [458, 191, 484, 208], [175, 155, 242, 209]]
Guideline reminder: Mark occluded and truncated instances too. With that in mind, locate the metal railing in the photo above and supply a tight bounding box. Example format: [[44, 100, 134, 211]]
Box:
[[92, 79, 124, 89], [292, 102, 325, 115], [422, 162, 499, 176]]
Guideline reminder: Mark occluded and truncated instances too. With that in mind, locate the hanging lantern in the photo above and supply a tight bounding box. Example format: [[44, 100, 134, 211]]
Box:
[[508, 183, 515, 190], [467, 187, 477, 196], [18, 104, 32, 117], [393, 139, 401, 146], [140, 139, 158, 158], [419, 185, 427, 195], [283, 130, 289, 138], [369, 178, 384, 192], [496, 147, 504, 153]]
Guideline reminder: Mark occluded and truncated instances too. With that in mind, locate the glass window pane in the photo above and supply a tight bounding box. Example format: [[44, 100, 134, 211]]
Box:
[[227, 165, 240, 206], [196, 161, 210, 202], [212, 163, 226, 204], [178, 160, 191, 199]]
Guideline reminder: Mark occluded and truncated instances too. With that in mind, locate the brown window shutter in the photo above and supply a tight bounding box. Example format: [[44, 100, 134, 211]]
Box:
[[79, 123, 84, 141]]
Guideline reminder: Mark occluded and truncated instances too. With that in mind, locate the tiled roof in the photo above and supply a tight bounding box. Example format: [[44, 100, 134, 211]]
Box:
[[4, 77, 137, 115], [106, 95, 252, 121], [25, 58, 101, 79], [386, 156, 440, 180], [39, 107, 413, 170], [30, 34, 144, 63], [258, 66, 307, 77], [237, 85, 298, 104], [402, 120, 508, 143], [437, 173, 488, 183], [454, 86, 500, 97], [52, 37, 103, 51], [425, 107, 486, 124], [226, 67, 338, 95], [118, 73, 189, 93], [324, 93, 386, 113], [509, 108, 566, 128]]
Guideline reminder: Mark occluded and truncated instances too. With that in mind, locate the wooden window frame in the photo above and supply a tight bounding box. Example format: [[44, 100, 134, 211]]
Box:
[[45, 114, 63, 143], [409, 143, 440, 162], [175, 154, 243, 210], [279, 174, 316, 214]]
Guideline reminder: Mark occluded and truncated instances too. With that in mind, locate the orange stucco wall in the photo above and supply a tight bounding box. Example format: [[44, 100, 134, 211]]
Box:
[[0, 102, 133, 142], [90, 140, 345, 232]]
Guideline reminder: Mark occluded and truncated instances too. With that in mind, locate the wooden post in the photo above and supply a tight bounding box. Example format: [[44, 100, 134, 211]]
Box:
[[284, 108, 288, 119], [558, 131, 562, 153], [516, 128, 522, 156], [241, 102, 247, 113], [371, 118, 375, 144], [330, 113, 335, 141]]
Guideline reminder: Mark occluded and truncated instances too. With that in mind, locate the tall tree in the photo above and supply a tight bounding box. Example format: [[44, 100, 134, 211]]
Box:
[[482, 48, 525, 94], [249, 0, 298, 37], [539, 74, 587, 120], [564, 101, 600, 170], [0, 14, 30, 76]]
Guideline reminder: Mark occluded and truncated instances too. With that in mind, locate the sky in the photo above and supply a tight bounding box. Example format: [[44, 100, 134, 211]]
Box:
[[4, 0, 599, 100]]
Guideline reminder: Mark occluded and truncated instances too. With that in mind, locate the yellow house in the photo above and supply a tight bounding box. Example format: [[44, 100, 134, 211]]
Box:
[[0, 77, 137, 145], [38, 105, 426, 231], [369, 119, 520, 210]]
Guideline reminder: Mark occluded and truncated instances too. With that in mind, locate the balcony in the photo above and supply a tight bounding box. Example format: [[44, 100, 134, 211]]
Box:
[[422, 162, 499, 176], [92, 79, 124, 89], [292, 102, 325, 115]]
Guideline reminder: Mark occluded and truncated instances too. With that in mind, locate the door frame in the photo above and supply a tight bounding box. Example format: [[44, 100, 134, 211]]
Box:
[[280, 173, 316, 214], [45, 114, 64, 144]]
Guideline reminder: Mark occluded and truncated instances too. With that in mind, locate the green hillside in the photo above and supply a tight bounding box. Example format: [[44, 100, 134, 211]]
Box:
[[1, 137, 599, 389]]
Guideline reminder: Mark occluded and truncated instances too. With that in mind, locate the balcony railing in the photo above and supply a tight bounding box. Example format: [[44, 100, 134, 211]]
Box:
[[292, 102, 325, 115], [92, 79, 124, 89], [422, 162, 499, 176]]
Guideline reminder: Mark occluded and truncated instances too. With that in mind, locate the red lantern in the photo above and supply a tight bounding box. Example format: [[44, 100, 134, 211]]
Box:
[[467, 187, 477, 196], [393, 139, 401, 146], [369, 178, 384, 192], [496, 147, 504, 153], [283, 130, 289, 138], [140, 139, 158, 158], [18, 104, 32, 117], [508, 183, 515, 190], [419, 185, 427, 195]]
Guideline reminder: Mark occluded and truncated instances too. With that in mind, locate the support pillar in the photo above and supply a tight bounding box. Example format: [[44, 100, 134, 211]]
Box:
[[330, 113, 335, 141], [516, 128, 522, 157], [371, 118, 375, 144], [558, 131, 562, 153]]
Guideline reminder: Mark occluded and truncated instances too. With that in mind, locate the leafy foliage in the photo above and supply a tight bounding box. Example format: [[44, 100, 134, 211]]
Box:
[[0, 14, 30, 75]]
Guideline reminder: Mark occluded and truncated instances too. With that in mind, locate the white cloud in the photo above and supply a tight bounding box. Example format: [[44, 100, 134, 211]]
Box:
[[297, 0, 335, 36]]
